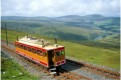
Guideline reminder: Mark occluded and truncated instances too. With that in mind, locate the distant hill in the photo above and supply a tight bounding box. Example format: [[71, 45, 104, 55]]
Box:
[[1, 14, 120, 43]]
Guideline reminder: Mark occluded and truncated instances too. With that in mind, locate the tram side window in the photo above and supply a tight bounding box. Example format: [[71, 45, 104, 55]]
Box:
[[19, 44, 21, 48], [43, 53, 46, 57], [20, 45, 22, 48], [21, 45, 24, 49], [22, 45, 24, 49], [18, 44, 20, 47], [17, 44, 19, 47], [31, 48, 36, 54], [24, 46, 27, 50], [28, 47, 32, 52], [37, 50, 42, 55], [18, 44, 21, 48], [16, 44, 19, 47]]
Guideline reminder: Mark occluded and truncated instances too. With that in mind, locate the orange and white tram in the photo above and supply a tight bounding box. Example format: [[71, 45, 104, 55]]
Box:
[[15, 36, 66, 69]]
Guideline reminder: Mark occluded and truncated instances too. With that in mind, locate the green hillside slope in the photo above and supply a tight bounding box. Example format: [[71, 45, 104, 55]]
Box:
[[1, 15, 120, 42], [1, 52, 39, 80], [1, 29, 120, 70]]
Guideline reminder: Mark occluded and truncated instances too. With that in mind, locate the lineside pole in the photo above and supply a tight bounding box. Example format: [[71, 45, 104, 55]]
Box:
[[54, 28, 58, 44], [5, 23, 8, 45]]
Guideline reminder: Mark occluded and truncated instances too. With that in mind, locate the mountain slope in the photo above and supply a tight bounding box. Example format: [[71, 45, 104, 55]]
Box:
[[1, 15, 120, 44]]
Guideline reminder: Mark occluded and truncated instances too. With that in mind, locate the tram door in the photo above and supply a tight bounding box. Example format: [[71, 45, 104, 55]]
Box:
[[48, 50, 54, 67]]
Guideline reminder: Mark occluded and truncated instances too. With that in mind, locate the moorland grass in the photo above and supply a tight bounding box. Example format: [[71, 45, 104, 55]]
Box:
[[1, 52, 39, 80], [1, 29, 120, 70]]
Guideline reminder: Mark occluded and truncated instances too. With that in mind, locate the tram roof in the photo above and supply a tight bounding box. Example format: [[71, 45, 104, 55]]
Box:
[[16, 36, 64, 50]]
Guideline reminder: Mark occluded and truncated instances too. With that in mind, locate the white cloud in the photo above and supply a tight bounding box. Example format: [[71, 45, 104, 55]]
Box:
[[1, 0, 120, 17]]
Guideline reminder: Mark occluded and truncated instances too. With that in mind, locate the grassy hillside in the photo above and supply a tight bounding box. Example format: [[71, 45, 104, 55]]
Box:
[[1, 20, 104, 41], [1, 29, 120, 70], [1, 52, 39, 80], [1, 15, 120, 42]]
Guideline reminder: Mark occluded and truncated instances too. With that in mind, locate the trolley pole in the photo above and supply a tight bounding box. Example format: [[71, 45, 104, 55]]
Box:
[[5, 23, 8, 45]]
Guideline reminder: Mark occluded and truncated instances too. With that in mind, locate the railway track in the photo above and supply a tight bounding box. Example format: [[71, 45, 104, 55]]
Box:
[[1, 42, 91, 80], [66, 59, 120, 80], [1, 40, 120, 80]]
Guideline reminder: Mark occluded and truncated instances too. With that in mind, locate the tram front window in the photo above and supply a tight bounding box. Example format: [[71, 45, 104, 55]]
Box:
[[56, 50, 65, 56]]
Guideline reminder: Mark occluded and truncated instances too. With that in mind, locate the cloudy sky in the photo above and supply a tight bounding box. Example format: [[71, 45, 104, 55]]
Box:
[[1, 0, 120, 17]]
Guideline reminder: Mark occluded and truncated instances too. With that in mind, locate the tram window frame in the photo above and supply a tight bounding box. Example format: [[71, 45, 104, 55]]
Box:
[[31, 48, 37, 54], [27, 46, 29, 51], [22, 45, 24, 49], [60, 50, 65, 55], [21, 44, 24, 49], [34, 49, 37, 54], [56, 50, 65, 56], [28, 47, 32, 52], [43, 52, 46, 57], [20, 44, 22, 48], [56, 51, 60, 56], [31, 48, 34, 53], [24, 46, 27, 50], [37, 50, 42, 55], [19, 44, 21, 48], [40, 52, 43, 56], [18, 44, 20, 48], [20, 44, 21, 48]]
